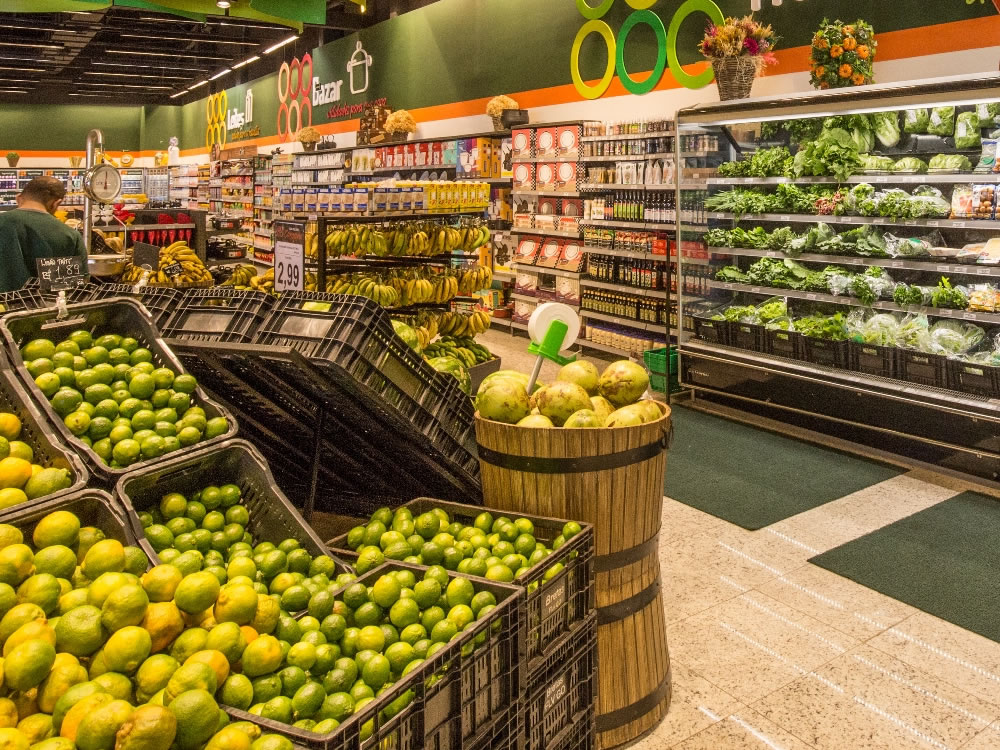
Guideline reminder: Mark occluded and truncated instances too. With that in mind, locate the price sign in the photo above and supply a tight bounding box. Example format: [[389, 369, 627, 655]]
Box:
[[274, 220, 305, 292], [163, 263, 183, 280], [132, 242, 160, 271], [963, 312, 978, 321], [35, 257, 88, 293], [937, 265, 951, 272], [891, 261, 904, 268], [806, 293, 817, 301], [978, 267, 993, 275]]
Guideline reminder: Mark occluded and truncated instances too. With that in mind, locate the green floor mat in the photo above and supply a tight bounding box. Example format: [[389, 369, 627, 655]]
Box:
[[665, 406, 901, 529], [810, 493, 1000, 643]]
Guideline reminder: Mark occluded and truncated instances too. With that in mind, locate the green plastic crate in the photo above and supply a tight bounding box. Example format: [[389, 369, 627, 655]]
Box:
[[644, 347, 680, 393]]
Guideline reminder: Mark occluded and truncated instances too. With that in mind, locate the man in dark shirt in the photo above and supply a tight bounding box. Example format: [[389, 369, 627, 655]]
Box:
[[0, 176, 86, 292]]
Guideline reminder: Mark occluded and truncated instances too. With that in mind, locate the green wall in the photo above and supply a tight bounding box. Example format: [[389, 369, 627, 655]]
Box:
[[0, 104, 142, 152]]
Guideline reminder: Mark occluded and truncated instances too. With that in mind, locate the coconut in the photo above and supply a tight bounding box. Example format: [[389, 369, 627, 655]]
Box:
[[536, 381, 592, 426], [476, 380, 530, 424], [599, 360, 650, 407], [556, 360, 600, 396], [563, 409, 604, 428], [516, 414, 554, 428]]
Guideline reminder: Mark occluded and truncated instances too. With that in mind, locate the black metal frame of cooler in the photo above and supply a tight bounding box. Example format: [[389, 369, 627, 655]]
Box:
[[327, 497, 595, 678], [0, 298, 238, 486], [114, 438, 351, 580], [0, 350, 88, 514], [167, 340, 481, 518], [223, 560, 524, 750], [160, 287, 276, 344]]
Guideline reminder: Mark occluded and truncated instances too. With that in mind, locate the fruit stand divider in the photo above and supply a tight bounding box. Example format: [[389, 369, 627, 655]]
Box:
[[167, 340, 482, 519], [78, 284, 182, 329], [0, 298, 238, 487], [222, 560, 524, 750], [0, 347, 89, 516]]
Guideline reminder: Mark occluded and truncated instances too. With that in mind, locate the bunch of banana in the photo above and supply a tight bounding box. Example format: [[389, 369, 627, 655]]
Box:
[[326, 274, 399, 307], [458, 224, 491, 253], [423, 335, 493, 367], [305, 271, 318, 292], [325, 226, 389, 258], [219, 264, 257, 288], [248, 268, 275, 294], [119, 240, 211, 285], [437, 309, 492, 337], [399, 274, 458, 306], [305, 231, 320, 259], [458, 265, 494, 295], [103, 236, 125, 254]]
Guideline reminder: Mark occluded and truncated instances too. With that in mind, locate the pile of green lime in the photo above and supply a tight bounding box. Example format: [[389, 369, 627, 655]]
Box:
[[19, 331, 229, 467], [0, 508, 321, 750], [139, 483, 343, 610], [343, 506, 583, 587]]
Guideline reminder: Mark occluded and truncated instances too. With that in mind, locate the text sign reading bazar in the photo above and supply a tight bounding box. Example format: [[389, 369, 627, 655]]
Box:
[[274, 221, 305, 292]]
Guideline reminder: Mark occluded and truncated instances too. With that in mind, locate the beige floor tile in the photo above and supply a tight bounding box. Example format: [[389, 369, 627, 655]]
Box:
[[659, 498, 728, 546], [755, 643, 998, 750], [670, 708, 814, 750], [960, 721, 1000, 749], [756, 565, 918, 641], [665, 592, 858, 704], [869, 613, 1000, 706], [625, 663, 744, 748]]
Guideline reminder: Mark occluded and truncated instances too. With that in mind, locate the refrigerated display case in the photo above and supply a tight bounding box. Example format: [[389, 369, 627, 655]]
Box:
[[675, 74, 1000, 479]]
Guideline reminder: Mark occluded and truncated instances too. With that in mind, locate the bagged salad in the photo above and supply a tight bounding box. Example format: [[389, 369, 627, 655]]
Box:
[[904, 108, 930, 134], [846, 309, 901, 346], [927, 106, 956, 137], [975, 139, 998, 173], [955, 111, 982, 150]]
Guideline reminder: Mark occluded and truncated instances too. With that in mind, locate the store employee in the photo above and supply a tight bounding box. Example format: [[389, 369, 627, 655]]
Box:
[[0, 176, 86, 292]]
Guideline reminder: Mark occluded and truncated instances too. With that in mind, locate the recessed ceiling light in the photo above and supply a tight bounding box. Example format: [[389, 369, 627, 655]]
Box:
[[263, 35, 297, 54], [188, 80, 209, 90], [216, 0, 231, 7], [0, 66, 44, 72], [83, 71, 188, 80], [93, 61, 208, 72], [79, 82, 173, 89], [232, 55, 259, 69], [107, 50, 228, 60], [0, 42, 62, 49], [169, 91, 186, 99], [209, 68, 231, 81], [119, 34, 254, 45]]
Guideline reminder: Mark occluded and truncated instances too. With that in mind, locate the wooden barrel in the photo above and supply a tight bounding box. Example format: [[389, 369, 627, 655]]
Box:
[[475, 402, 672, 749]]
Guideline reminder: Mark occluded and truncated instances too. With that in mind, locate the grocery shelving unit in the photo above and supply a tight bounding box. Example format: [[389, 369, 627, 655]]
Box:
[[169, 164, 200, 209], [210, 157, 255, 247], [676, 74, 1000, 479], [252, 154, 273, 264]]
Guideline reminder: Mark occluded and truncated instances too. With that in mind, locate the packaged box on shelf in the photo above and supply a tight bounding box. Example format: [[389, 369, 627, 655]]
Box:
[[515, 272, 538, 293], [416, 142, 429, 167], [556, 276, 580, 304], [558, 216, 581, 235], [291, 189, 305, 212], [406, 143, 418, 167], [535, 127, 559, 158], [515, 237, 540, 264], [501, 137, 513, 178], [492, 187, 513, 221], [536, 163, 558, 191], [538, 196, 560, 216], [555, 162, 577, 191], [513, 162, 535, 190], [512, 129, 533, 159], [514, 299, 537, 321], [536, 238, 563, 268], [562, 198, 583, 217], [673, 238, 706, 259], [534, 214, 558, 232], [557, 241, 585, 272], [513, 213, 534, 230], [443, 140, 459, 166], [556, 125, 580, 159]]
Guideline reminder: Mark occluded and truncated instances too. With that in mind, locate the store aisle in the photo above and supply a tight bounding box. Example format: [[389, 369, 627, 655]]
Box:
[[482, 329, 1000, 749]]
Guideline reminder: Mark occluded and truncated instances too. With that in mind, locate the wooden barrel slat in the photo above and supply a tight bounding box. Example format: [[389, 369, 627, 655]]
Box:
[[476, 402, 672, 749]]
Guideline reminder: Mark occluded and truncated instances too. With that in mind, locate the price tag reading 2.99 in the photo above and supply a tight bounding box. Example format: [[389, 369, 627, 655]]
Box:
[[273, 220, 306, 292]]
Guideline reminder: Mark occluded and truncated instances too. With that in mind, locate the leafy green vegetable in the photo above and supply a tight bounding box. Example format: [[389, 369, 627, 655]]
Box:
[[930, 277, 968, 310], [860, 154, 895, 171], [717, 147, 792, 178], [791, 127, 862, 182], [872, 112, 901, 148], [955, 112, 982, 150], [893, 284, 924, 306], [928, 153, 973, 171], [904, 108, 930, 134], [892, 157, 928, 174], [927, 106, 956, 137], [715, 266, 749, 283], [793, 313, 849, 341]]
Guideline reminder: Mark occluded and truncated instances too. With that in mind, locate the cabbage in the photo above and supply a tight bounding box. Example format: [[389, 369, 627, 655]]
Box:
[[927, 106, 956, 137], [872, 112, 901, 148], [925, 320, 985, 356], [955, 111, 981, 150], [904, 108, 930, 134], [928, 153, 973, 171], [892, 157, 928, 173], [860, 154, 895, 171], [976, 102, 1000, 127]]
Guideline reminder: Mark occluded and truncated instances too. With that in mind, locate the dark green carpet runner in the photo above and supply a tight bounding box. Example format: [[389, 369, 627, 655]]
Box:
[[810, 492, 1000, 643], [664, 406, 901, 529]]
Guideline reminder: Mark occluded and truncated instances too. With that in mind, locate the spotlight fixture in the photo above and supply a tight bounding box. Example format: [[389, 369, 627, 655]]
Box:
[[216, 0, 231, 7]]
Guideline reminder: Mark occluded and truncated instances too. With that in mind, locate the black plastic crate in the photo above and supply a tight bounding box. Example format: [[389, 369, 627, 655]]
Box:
[[327, 497, 594, 678], [947, 359, 1000, 398], [765, 328, 804, 360], [692, 315, 730, 346], [801, 337, 849, 369], [849, 341, 899, 379], [86, 284, 182, 328], [223, 560, 523, 750], [161, 288, 275, 344], [523, 615, 597, 750], [899, 350, 949, 388], [20, 278, 101, 306], [115, 438, 350, 575], [0, 297, 238, 485], [732, 322, 764, 352], [1, 284, 50, 313], [0, 356, 88, 516]]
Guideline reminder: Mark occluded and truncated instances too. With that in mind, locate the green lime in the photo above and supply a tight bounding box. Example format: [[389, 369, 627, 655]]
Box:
[[140, 435, 166, 459], [34, 372, 61, 398], [93, 399, 119, 420], [151, 390, 171, 409], [177, 427, 202, 447], [50, 390, 82, 418], [112, 439, 141, 466], [131, 410, 156, 432], [173, 375, 197, 394], [128, 374, 155, 400], [108, 425, 133, 444], [64, 411, 91, 436], [167, 392, 190, 413], [130, 348, 153, 365], [26, 358, 54, 378], [205, 418, 228, 439]]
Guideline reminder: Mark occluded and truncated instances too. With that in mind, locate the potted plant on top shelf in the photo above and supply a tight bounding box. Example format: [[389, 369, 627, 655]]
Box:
[[6, 152, 18, 167], [297, 126, 321, 152], [810, 19, 877, 89], [700, 15, 778, 101], [384, 110, 417, 142], [487, 95, 519, 131]]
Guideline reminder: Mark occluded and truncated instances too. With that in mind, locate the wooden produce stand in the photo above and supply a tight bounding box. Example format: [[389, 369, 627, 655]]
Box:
[[475, 402, 672, 749]]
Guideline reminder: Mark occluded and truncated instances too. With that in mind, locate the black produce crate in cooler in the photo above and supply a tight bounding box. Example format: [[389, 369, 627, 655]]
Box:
[[947, 358, 1000, 398], [327, 497, 594, 679], [801, 337, 849, 369], [160, 287, 275, 344], [849, 341, 899, 379], [85, 284, 182, 329], [19, 278, 101, 307], [223, 561, 524, 750], [899, 350, 949, 388], [732, 321, 764, 352], [522, 614, 597, 750], [1, 284, 50, 313], [115, 438, 350, 575], [692, 315, 731, 346], [255, 292, 475, 435], [0, 297, 238, 485], [0, 356, 88, 516], [765, 328, 804, 360]]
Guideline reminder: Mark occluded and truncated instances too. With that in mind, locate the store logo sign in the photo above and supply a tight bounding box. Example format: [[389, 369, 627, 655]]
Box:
[[227, 89, 254, 130], [206, 91, 228, 148], [571, 0, 724, 100]]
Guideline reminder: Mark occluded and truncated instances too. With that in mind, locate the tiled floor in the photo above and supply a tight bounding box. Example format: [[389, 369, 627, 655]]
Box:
[[480, 327, 1000, 750]]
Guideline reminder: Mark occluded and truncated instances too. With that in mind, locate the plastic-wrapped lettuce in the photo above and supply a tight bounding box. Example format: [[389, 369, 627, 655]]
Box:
[[904, 108, 930, 134], [755, 297, 787, 324], [847, 310, 901, 346], [955, 111, 981, 150], [927, 106, 956, 136], [976, 102, 1000, 127], [924, 319, 985, 356], [872, 112, 901, 148], [892, 157, 928, 173], [897, 314, 931, 350], [860, 154, 895, 172], [928, 153, 973, 171]]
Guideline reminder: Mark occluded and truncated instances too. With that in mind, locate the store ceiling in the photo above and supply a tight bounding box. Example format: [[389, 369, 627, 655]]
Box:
[[0, 0, 419, 105]]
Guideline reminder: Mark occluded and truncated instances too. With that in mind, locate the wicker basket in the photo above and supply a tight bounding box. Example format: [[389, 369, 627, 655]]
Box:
[[712, 56, 761, 100]]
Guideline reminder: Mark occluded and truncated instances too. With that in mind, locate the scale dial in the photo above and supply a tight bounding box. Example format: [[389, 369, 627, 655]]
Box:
[[83, 163, 122, 204]]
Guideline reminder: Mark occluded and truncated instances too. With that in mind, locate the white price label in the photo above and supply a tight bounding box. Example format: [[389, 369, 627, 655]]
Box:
[[891, 261, 903, 268], [953, 221, 968, 228], [806, 293, 817, 300], [963, 312, 978, 321], [978, 267, 993, 275], [927, 221, 940, 227], [723, 283, 734, 289], [750, 286, 761, 293], [766, 251, 778, 257], [778, 215, 791, 222], [937, 265, 951, 272], [273, 220, 305, 292]]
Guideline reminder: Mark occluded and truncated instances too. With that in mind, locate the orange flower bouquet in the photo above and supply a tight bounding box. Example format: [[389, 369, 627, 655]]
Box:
[[810, 19, 875, 89]]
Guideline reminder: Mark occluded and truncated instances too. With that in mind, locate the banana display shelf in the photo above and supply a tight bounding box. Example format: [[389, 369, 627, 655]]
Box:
[[118, 239, 214, 287]]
